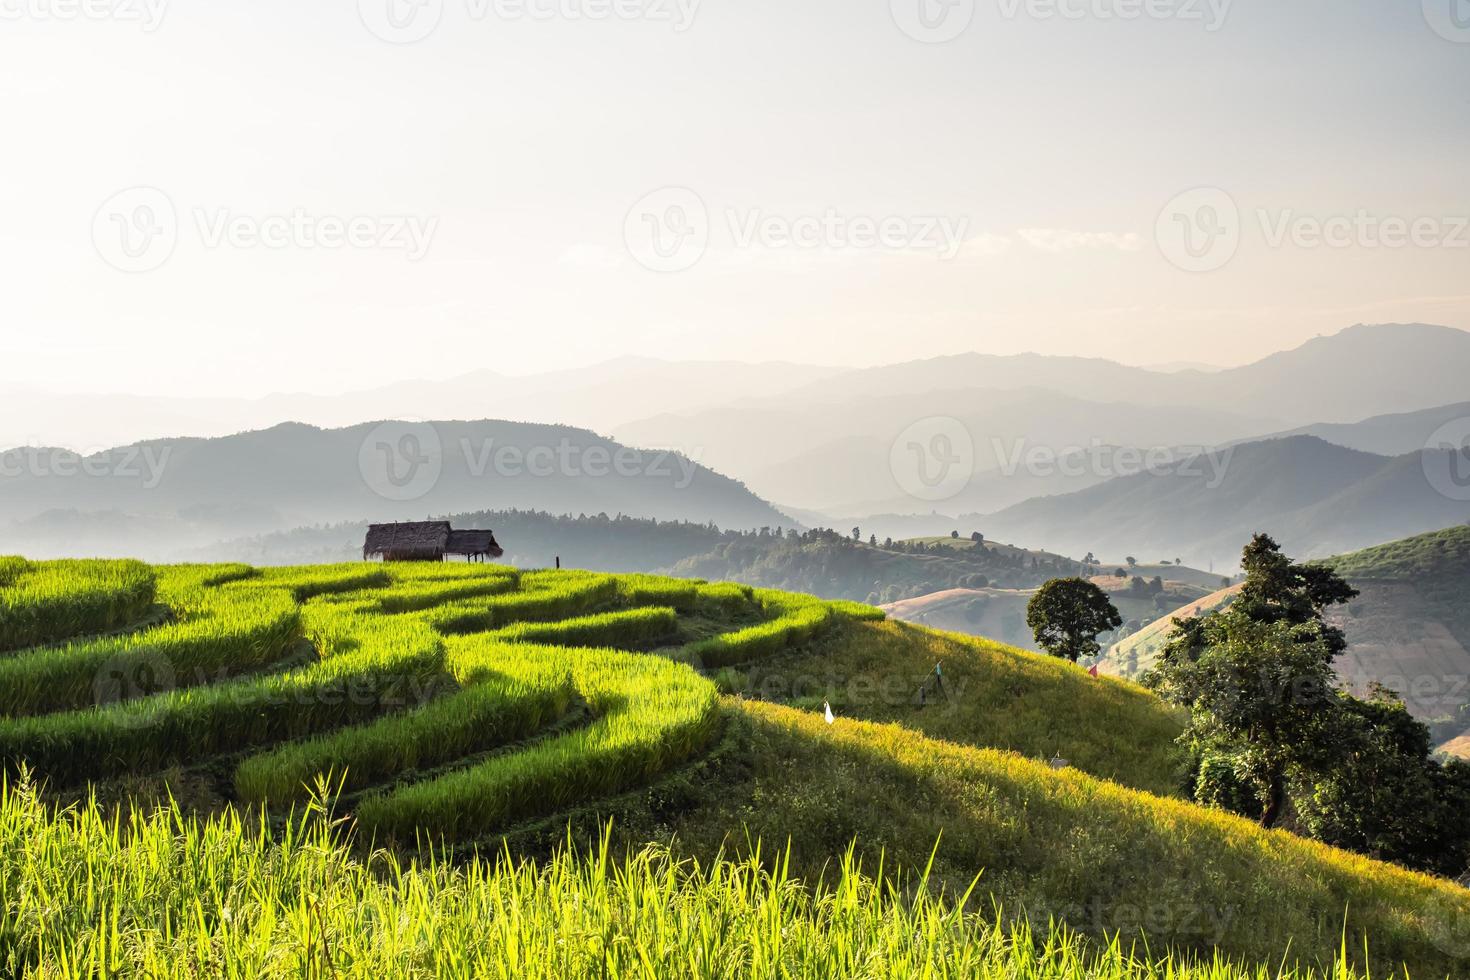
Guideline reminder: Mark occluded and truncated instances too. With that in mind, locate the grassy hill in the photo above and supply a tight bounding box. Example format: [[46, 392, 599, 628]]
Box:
[[901, 534, 1081, 564], [1101, 584, 1244, 678], [667, 530, 1082, 604], [1323, 526, 1470, 753], [0, 557, 1467, 976]]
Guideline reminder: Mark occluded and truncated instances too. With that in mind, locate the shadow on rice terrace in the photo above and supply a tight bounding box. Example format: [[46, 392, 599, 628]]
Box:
[[0, 555, 875, 849]]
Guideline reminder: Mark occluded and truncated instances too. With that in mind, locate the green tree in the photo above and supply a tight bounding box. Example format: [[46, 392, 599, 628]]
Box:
[[1234, 532, 1357, 655], [1026, 578, 1122, 663], [1135, 532, 1470, 874], [1150, 609, 1341, 827], [1294, 689, 1470, 877], [1146, 534, 1358, 829]]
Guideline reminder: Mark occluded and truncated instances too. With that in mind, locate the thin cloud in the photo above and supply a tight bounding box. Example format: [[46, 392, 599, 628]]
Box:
[[1018, 229, 1144, 253]]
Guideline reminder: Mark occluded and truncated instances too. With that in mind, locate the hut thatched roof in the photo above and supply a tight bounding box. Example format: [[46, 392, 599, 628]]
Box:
[[363, 521, 451, 559], [446, 530, 503, 558]]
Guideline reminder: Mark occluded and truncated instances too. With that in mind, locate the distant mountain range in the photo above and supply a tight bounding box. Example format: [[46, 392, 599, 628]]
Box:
[[0, 357, 843, 454], [0, 421, 790, 559], [619, 387, 1266, 514], [980, 436, 1470, 570], [614, 323, 1470, 515], [5, 322, 1468, 567], [1244, 401, 1470, 457]]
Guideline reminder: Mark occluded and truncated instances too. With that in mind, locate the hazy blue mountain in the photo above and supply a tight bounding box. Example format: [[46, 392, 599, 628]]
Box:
[[0, 357, 845, 455], [1248, 401, 1470, 456], [980, 436, 1470, 571], [0, 420, 790, 559], [772, 323, 1470, 425], [616, 324, 1470, 517], [620, 387, 1271, 512]]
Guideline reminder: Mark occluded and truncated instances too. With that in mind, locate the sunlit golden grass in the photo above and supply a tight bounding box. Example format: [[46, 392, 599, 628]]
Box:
[[602, 699, 1470, 978], [736, 618, 1188, 797], [0, 777, 1451, 980]]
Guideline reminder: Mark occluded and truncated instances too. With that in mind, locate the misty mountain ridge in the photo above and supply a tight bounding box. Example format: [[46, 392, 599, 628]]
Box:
[[979, 435, 1470, 571], [0, 419, 792, 559], [10, 322, 1467, 459], [1244, 401, 1470, 457], [614, 323, 1470, 516], [0, 357, 844, 455]]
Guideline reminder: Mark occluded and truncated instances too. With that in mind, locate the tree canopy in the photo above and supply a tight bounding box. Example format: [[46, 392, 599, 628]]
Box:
[[1146, 533, 1470, 876], [1026, 578, 1122, 663]]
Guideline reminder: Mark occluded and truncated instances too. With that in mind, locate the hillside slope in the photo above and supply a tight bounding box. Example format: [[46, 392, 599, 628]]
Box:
[[880, 575, 1209, 660], [1323, 527, 1470, 746], [525, 698, 1470, 978], [731, 617, 1187, 797]]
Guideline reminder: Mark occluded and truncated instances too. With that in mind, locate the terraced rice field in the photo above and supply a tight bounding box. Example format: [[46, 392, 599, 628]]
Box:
[[0, 557, 875, 844]]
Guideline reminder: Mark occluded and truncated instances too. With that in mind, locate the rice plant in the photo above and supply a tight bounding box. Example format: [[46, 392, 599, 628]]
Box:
[[235, 657, 575, 803], [485, 605, 680, 648], [373, 575, 518, 614], [0, 600, 446, 784], [0, 555, 32, 588], [356, 638, 720, 842], [614, 573, 702, 611], [0, 579, 300, 718], [683, 591, 836, 669], [0, 778, 1407, 980], [0, 558, 156, 653], [422, 575, 619, 634]]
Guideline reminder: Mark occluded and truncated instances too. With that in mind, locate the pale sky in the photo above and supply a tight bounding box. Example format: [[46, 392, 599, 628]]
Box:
[[2, 0, 1468, 397]]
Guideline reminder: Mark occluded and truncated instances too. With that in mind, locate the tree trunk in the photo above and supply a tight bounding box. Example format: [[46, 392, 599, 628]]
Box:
[[1259, 775, 1286, 829]]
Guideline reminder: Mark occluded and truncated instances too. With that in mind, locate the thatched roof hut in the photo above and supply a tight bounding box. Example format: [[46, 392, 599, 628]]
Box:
[[446, 530, 503, 561], [363, 522, 504, 562], [363, 521, 451, 562]]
